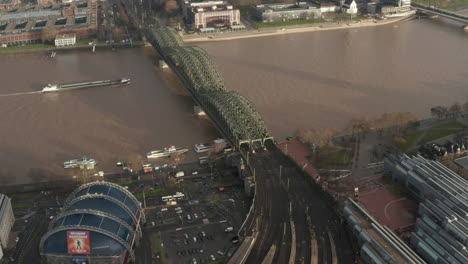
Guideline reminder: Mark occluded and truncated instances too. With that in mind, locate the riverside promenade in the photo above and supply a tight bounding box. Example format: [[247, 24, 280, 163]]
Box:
[[183, 16, 412, 43]]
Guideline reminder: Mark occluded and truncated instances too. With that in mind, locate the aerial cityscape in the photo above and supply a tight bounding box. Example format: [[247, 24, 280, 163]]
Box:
[[0, 0, 467, 263]]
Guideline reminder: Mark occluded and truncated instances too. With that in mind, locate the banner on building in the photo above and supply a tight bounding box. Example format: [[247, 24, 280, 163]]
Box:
[[67, 231, 90, 254]]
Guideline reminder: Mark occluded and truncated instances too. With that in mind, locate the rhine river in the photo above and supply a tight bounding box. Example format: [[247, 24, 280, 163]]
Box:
[[198, 17, 468, 139], [0, 17, 467, 184]]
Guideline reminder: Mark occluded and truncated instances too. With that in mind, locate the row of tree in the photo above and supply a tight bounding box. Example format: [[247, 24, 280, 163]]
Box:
[[430, 102, 468, 120], [296, 112, 418, 148]]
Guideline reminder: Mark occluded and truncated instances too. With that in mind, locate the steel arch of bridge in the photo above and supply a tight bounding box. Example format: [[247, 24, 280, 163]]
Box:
[[199, 91, 272, 147], [147, 27, 273, 148], [148, 27, 183, 51], [167, 46, 226, 93]]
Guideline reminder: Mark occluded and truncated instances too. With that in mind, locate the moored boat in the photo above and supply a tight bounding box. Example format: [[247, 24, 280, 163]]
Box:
[[194, 138, 228, 153], [64, 158, 97, 169], [147, 146, 188, 159]]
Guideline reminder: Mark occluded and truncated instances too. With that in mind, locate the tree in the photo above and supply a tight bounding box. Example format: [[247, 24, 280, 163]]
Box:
[[448, 103, 461, 119], [430, 106, 448, 120], [348, 118, 370, 136], [41, 29, 57, 44], [296, 128, 337, 148]]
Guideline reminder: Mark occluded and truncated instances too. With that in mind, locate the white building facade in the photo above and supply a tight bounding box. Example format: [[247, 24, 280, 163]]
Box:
[[0, 194, 14, 249], [54, 33, 76, 47], [341, 0, 358, 14], [192, 5, 240, 29]]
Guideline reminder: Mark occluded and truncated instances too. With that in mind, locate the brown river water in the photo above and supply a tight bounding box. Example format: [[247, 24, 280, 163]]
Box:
[[198, 17, 468, 139], [0, 17, 467, 184]]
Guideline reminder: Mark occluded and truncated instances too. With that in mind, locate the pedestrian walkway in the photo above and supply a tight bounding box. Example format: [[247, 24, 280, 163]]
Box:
[[277, 139, 319, 181]]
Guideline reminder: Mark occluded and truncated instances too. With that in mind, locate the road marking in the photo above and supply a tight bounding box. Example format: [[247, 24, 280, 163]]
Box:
[[384, 197, 406, 220], [311, 236, 318, 264], [261, 244, 277, 264], [288, 218, 297, 264], [327, 230, 338, 264]]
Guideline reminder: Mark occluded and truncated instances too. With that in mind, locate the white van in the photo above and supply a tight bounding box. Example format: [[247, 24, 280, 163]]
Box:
[[175, 171, 185, 178]]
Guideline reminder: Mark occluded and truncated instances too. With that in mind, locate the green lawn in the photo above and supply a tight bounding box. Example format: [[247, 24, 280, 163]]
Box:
[[386, 184, 407, 198], [420, 121, 466, 143], [151, 233, 168, 264], [413, 0, 468, 9], [256, 18, 326, 29], [431, 120, 466, 130], [12, 192, 38, 200], [315, 146, 353, 167], [13, 202, 33, 209], [396, 129, 424, 151], [117, 179, 137, 186], [134, 188, 174, 199], [0, 44, 52, 51]]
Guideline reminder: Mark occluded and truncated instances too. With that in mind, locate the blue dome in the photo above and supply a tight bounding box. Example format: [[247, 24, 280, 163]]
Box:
[[40, 182, 144, 258]]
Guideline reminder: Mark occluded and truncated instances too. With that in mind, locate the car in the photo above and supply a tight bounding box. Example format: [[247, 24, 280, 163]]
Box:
[[194, 213, 198, 219], [151, 222, 155, 227], [193, 237, 197, 243], [192, 258, 197, 264], [210, 255, 216, 261], [161, 207, 168, 212], [201, 231, 206, 237], [217, 250, 224, 256], [184, 233, 189, 239], [199, 248, 204, 253], [15, 237, 19, 243]]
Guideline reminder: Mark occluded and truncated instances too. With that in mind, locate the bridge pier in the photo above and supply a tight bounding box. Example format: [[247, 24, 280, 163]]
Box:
[[158, 60, 168, 69], [194, 105, 206, 117]]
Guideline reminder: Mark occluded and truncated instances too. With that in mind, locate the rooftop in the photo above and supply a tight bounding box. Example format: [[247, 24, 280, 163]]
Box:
[[40, 182, 145, 258], [384, 155, 468, 264], [55, 33, 76, 39]]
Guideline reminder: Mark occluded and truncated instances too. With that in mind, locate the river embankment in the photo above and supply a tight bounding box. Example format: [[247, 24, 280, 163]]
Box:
[[0, 41, 144, 55], [183, 16, 413, 43]]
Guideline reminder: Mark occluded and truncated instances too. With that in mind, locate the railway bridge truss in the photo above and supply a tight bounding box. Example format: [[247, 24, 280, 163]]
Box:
[[146, 27, 273, 149]]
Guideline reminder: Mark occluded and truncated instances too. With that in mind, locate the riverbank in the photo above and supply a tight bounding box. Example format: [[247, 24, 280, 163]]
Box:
[[183, 16, 412, 43], [0, 41, 144, 55]]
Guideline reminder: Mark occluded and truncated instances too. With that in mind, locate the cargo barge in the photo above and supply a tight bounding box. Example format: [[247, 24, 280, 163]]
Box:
[[42, 78, 130, 92]]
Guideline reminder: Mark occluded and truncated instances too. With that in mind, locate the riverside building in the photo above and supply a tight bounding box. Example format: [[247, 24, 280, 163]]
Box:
[[384, 154, 468, 264], [181, 0, 240, 29], [255, 2, 322, 23], [0, 1, 97, 46]]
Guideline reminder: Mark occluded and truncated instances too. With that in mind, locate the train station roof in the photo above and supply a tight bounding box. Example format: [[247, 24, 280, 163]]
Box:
[[40, 182, 143, 257]]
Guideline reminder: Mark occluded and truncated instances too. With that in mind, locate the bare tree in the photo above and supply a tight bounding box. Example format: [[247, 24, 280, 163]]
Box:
[[296, 128, 337, 148], [448, 103, 461, 119], [41, 29, 57, 44], [430, 106, 448, 120]]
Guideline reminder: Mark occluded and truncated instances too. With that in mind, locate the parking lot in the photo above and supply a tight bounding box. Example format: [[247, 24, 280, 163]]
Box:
[[140, 157, 250, 264]]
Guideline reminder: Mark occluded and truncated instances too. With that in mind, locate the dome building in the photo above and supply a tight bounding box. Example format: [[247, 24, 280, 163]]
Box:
[[40, 181, 145, 264]]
